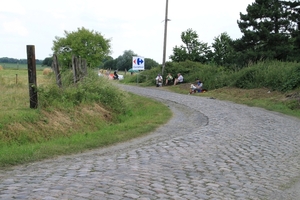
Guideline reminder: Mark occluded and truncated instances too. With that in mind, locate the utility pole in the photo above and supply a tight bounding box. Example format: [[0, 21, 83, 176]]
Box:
[[162, 0, 169, 76]]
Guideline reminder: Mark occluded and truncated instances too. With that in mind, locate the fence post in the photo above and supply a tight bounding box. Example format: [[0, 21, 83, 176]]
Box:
[[72, 55, 77, 83], [52, 54, 62, 88], [26, 45, 38, 109]]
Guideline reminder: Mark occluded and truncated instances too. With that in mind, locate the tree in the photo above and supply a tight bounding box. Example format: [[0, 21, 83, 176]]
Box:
[[170, 29, 212, 63], [115, 50, 136, 71], [42, 57, 53, 67], [282, 0, 300, 61], [211, 32, 235, 68], [102, 59, 117, 70], [52, 27, 111, 69], [144, 58, 159, 70], [237, 0, 294, 63]]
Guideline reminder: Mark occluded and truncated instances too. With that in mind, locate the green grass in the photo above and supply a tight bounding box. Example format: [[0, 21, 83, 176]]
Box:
[[164, 84, 300, 119], [0, 94, 171, 167], [0, 63, 44, 70], [0, 69, 172, 168]]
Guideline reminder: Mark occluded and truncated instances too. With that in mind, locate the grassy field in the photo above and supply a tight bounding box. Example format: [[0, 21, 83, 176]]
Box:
[[0, 68, 172, 168], [0, 63, 44, 70]]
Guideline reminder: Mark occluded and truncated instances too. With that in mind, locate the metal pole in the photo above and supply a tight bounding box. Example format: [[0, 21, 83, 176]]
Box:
[[162, 0, 169, 76]]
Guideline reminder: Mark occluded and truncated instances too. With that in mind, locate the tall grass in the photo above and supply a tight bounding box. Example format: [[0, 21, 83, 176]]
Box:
[[0, 94, 170, 167], [0, 63, 44, 70], [0, 68, 172, 167], [229, 61, 300, 91]]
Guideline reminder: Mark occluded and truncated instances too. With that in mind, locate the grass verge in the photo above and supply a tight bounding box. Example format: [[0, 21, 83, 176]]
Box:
[[0, 94, 172, 168], [163, 84, 300, 119]]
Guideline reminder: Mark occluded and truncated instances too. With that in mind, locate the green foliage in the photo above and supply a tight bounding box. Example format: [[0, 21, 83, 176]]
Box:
[[211, 32, 235, 68], [52, 27, 111, 69], [0, 94, 172, 167], [170, 29, 212, 63], [42, 57, 53, 67], [167, 1, 300, 68], [229, 61, 300, 91], [115, 50, 137, 71], [144, 58, 159, 70], [0, 57, 43, 65], [103, 50, 159, 71], [237, 0, 296, 63], [38, 70, 127, 113], [126, 60, 300, 92], [103, 59, 117, 70], [231, 67, 258, 89]]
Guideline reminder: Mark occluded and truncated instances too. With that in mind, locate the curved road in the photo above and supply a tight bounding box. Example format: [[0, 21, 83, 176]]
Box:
[[1, 85, 300, 199]]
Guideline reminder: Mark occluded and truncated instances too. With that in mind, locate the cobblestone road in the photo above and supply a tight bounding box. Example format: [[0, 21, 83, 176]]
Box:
[[1, 85, 300, 200]]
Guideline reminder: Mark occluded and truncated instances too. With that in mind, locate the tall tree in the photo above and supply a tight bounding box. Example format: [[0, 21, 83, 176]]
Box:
[[237, 0, 294, 63], [170, 29, 212, 63], [42, 57, 53, 67], [282, 0, 300, 61], [115, 50, 136, 71], [211, 32, 235, 68], [144, 58, 159, 70], [52, 27, 111, 69]]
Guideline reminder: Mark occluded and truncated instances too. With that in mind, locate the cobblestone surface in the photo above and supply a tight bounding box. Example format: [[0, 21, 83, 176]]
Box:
[[1, 85, 300, 199]]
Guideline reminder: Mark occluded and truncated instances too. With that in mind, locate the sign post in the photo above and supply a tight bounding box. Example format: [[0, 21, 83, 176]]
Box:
[[132, 56, 145, 85]]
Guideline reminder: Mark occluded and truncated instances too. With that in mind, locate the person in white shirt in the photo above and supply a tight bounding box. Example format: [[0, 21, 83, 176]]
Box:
[[155, 74, 163, 86], [174, 73, 184, 85]]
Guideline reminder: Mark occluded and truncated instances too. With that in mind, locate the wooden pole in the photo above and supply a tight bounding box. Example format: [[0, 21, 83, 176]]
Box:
[[52, 54, 62, 88], [162, 0, 169, 76], [72, 55, 77, 83], [27, 45, 38, 109]]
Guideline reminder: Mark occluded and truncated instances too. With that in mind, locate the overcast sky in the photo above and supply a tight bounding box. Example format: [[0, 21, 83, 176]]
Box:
[[0, 0, 255, 63]]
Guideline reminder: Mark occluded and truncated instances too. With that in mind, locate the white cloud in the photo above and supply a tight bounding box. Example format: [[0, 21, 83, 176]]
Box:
[[0, 0, 26, 15], [0, 0, 255, 62], [2, 19, 29, 37]]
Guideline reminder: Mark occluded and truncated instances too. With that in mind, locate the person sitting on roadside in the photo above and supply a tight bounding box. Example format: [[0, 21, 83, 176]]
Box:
[[113, 71, 119, 80], [155, 74, 163, 87], [174, 73, 184, 85], [165, 73, 173, 85], [189, 78, 203, 94]]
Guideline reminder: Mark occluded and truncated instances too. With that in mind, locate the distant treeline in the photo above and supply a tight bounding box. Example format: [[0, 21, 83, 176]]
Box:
[[0, 57, 43, 65]]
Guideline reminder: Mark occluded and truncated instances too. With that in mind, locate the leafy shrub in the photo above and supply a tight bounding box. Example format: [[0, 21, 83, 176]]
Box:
[[123, 60, 300, 92], [38, 69, 128, 114], [231, 67, 258, 89]]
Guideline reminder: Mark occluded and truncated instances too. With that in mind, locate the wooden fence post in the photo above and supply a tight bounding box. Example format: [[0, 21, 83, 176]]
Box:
[[82, 59, 87, 76], [52, 54, 62, 88], [72, 55, 78, 83], [26, 45, 38, 109]]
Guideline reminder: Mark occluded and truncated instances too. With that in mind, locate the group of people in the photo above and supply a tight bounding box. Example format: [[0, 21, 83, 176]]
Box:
[[155, 73, 204, 94], [155, 73, 184, 86]]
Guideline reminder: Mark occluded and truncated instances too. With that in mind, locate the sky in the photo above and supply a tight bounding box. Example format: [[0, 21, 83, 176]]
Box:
[[0, 0, 255, 64]]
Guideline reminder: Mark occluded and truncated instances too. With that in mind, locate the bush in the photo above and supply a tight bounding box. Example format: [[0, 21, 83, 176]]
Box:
[[123, 60, 300, 92], [38, 69, 128, 114]]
